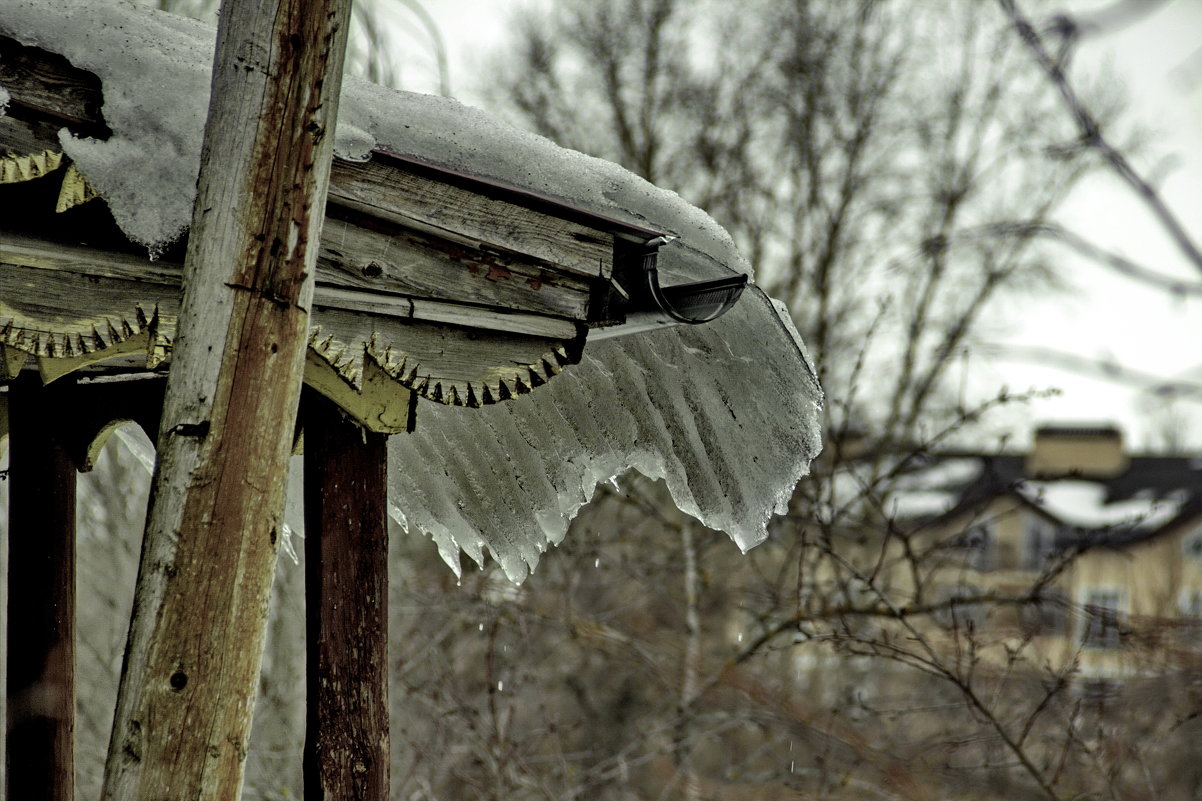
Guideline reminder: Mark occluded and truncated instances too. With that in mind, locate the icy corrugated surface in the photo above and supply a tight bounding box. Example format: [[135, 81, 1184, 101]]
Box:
[[1018, 480, 1185, 531], [391, 288, 822, 581], [2, 0, 824, 580]]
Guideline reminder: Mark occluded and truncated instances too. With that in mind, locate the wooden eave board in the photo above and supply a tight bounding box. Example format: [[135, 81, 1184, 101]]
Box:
[[0, 230, 582, 410], [0, 35, 109, 136], [320, 209, 593, 322], [0, 35, 637, 320], [328, 157, 617, 281], [370, 150, 666, 246]]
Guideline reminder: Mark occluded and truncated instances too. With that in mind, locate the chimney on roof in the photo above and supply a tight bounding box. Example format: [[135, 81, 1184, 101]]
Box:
[[1025, 425, 1128, 479]]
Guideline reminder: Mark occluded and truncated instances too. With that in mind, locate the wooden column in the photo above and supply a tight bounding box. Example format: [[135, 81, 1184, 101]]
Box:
[[303, 390, 390, 801], [5, 374, 76, 801], [100, 0, 351, 797]]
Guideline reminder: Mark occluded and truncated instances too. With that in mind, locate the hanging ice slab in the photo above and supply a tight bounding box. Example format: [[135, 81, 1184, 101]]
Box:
[[392, 290, 822, 581], [1, 0, 824, 581]]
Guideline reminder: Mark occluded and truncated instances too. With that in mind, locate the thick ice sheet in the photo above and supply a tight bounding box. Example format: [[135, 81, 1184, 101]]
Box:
[[392, 289, 822, 580], [1, 0, 824, 580]]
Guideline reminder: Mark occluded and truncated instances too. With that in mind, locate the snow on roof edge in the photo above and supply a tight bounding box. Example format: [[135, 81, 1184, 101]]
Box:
[[0, 0, 752, 286]]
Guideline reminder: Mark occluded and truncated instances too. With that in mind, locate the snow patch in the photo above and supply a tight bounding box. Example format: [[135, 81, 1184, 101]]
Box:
[[1018, 480, 1184, 531]]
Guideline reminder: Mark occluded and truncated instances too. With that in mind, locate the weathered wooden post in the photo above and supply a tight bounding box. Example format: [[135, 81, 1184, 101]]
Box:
[[100, 0, 352, 798], [303, 389, 392, 800], [5, 374, 76, 801]]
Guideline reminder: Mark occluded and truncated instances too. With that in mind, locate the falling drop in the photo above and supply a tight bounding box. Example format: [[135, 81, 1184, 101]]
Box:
[[497, 681, 504, 692], [737, 632, 743, 643], [478, 623, 484, 631], [594, 558, 600, 568]]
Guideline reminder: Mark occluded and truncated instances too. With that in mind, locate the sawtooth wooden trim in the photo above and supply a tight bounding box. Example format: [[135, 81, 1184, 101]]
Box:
[[0, 148, 64, 183], [303, 349, 415, 433], [1, 232, 586, 409]]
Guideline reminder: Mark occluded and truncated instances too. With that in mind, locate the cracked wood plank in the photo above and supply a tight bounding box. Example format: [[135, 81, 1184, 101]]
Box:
[[328, 156, 615, 280]]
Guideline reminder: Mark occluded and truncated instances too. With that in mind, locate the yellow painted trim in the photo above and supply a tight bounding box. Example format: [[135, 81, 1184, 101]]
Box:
[[36, 331, 153, 384], [0, 148, 64, 184], [56, 162, 100, 212], [303, 348, 415, 434], [0, 345, 29, 379]]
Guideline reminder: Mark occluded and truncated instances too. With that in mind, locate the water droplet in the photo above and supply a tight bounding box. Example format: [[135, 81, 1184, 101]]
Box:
[[497, 681, 504, 692], [594, 558, 600, 568], [737, 632, 743, 643], [478, 623, 484, 631]]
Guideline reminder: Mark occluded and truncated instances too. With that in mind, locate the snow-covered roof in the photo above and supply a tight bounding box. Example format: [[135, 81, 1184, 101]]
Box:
[[0, 0, 745, 287], [0, 0, 824, 581], [1016, 480, 1185, 532], [889, 449, 1202, 550]]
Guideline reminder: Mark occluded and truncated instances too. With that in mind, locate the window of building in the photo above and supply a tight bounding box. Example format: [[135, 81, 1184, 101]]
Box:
[[1019, 588, 1069, 636], [1184, 530, 1202, 566], [937, 584, 988, 631], [1081, 588, 1125, 650], [1024, 516, 1058, 571], [1079, 678, 1122, 711], [959, 523, 995, 572], [1181, 590, 1202, 619]]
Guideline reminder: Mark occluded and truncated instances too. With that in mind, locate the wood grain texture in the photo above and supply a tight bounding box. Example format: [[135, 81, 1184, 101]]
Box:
[[0, 114, 70, 156], [320, 212, 592, 319], [0, 258, 178, 359], [100, 1, 352, 799], [6, 374, 77, 801], [0, 35, 108, 134], [328, 158, 615, 279], [303, 390, 390, 801]]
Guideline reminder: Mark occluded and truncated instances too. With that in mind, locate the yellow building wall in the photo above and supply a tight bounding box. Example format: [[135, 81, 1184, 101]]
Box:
[[914, 499, 1202, 679]]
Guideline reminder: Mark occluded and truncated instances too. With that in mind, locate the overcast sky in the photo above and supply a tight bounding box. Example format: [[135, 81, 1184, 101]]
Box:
[[396, 0, 1202, 451]]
